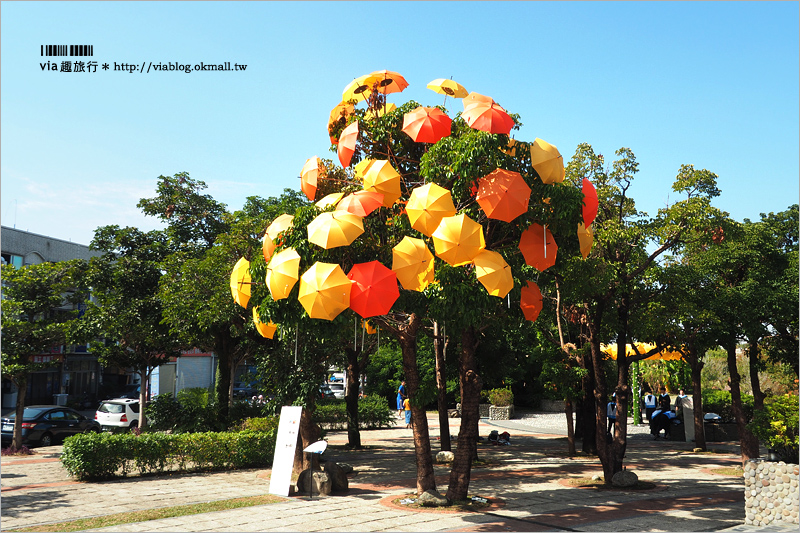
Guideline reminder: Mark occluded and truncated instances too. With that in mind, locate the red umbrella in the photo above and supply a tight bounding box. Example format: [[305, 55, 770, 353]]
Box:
[[520, 281, 543, 322], [476, 168, 531, 222], [461, 102, 514, 135], [300, 156, 323, 202], [582, 178, 598, 227], [519, 223, 558, 271], [338, 121, 359, 167], [336, 190, 384, 217], [347, 261, 400, 318], [402, 106, 452, 144]]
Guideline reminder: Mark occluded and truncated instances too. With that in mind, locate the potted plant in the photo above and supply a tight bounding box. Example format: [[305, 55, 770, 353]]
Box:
[[746, 394, 799, 464], [488, 387, 514, 420]]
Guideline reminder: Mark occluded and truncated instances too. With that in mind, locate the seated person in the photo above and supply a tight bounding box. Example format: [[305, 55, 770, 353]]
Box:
[[650, 409, 678, 439]]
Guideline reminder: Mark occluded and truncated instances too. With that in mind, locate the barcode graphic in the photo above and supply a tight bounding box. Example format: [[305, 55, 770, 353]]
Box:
[[40, 45, 93, 57]]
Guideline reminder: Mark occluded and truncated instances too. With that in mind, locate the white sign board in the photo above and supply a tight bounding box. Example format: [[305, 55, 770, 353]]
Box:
[[268, 405, 303, 496]]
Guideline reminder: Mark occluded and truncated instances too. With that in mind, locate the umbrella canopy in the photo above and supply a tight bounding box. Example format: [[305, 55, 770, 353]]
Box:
[[577, 222, 593, 259], [353, 158, 376, 181], [582, 178, 598, 227], [315, 192, 344, 210], [336, 190, 384, 217], [307, 211, 364, 249], [342, 74, 377, 104], [401, 106, 452, 144], [473, 249, 513, 298], [476, 168, 531, 222], [432, 213, 486, 267], [265, 248, 301, 300], [298, 262, 351, 320], [392, 236, 434, 292], [338, 121, 359, 168], [362, 160, 402, 207], [405, 182, 457, 236], [427, 78, 469, 98], [328, 102, 354, 144], [369, 70, 409, 94], [530, 138, 565, 185], [519, 223, 558, 271], [253, 308, 277, 339], [520, 281, 543, 322], [300, 156, 323, 202], [363, 320, 377, 334], [230, 257, 251, 308], [262, 213, 294, 262], [347, 261, 400, 318], [601, 343, 684, 361], [461, 101, 514, 135], [462, 92, 495, 109]]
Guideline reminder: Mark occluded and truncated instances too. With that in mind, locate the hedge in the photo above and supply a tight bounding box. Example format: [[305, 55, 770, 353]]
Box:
[[313, 395, 393, 430]]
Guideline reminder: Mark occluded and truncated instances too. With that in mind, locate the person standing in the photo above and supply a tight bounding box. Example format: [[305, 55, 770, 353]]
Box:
[[643, 390, 657, 421], [396, 380, 406, 417], [659, 386, 671, 412], [404, 397, 412, 428], [606, 394, 617, 437], [675, 389, 688, 420]]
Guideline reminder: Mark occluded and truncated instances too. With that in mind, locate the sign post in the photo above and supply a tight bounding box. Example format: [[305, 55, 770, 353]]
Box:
[[268, 405, 303, 496]]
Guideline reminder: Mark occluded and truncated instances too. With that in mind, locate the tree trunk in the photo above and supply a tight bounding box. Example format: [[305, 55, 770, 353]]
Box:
[[434, 321, 451, 452], [577, 364, 597, 454], [725, 341, 760, 465], [345, 347, 361, 448], [293, 403, 322, 475], [138, 368, 149, 430], [587, 304, 611, 481], [214, 352, 232, 421], [688, 341, 707, 451], [748, 341, 765, 411], [565, 397, 576, 457], [12, 377, 28, 450]]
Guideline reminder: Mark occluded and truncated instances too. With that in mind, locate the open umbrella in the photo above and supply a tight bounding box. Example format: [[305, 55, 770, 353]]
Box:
[[520, 281, 543, 322], [577, 222, 593, 259], [473, 249, 513, 298], [530, 138, 565, 184], [461, 101, 514, 135], [328, 102, 355, 144], [338, 121, 359, 168], [476, 168, 531, 223], [347, 261, 400, 318], [315, 192, 344, 210], [427, 78, 469, 98], [405, 182, 456, 236], [582, 178, 598, 227], [462, 92, 495, 109], [432, 213, 486, 267], [266, 248, 300, 300], [392, 236, 434, 292], [366, 102, 396, 120], [601, 343, 683, 361], [519, 223, 558, 271], [262, 213, 294, 262], [230, 257, 251, 308], [402, 106, 452, 144], [308, 211, 364, 249], [362, 160, 401, 207], [336, 190, 384, 217], [300, 156, 323, 202], [353, 158, 376, 181], [253, 308, 277, 339], [369, 70, 409, 94], [298, 262, 351, 320], [342, 74, 378, 104]]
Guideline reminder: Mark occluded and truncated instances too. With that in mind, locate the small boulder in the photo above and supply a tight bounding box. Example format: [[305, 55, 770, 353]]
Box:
[[591, 474, 602, 481], [611, 469, 638, 488], [321, 461, 349, 491], [436, 451, 455, 463], [296, 469, 332, 496], [417, 489, 449, 507]]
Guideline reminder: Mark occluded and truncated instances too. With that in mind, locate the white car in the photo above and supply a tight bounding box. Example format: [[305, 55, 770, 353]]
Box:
[[328, 382, 345, 400], [95, 398, 144, 430]]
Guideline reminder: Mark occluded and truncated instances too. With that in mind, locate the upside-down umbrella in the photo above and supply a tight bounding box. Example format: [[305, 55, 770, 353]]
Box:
[[369, 70, 409, 94], [253, 308, 277, 339], [520, 281, 543, 322], [315, 192, 344, 210], [262, 213, 294, 262], [265, 248, 300, 300], [461, 101, 514, 135], [519, 223, 558, 271], [601, 343, 683, 361], [402, 106, 452, 144], [300, 156, 323, 201], [392, 236, 434, 292], [405, 182, 456, 236], [582, 178, 598, 227], [230, 257, 251, 308], [432, 213, 486, 267], [476, 168, 531, 223], [342, 74, 377, 104], [307, 211, 364, 249], [362, 160, 401, 207], [328, 102, 355, 144], [338, 121, 359, 167], [427, 78, 469, 98], [577, 222, 593, 259], [473, 249, 513, 298], [347, 261, 400, 318], [353, 158, 376, 181], [336, 190, 384, 217], [298, 262, 351, 320], [530, 138, 565, 185]]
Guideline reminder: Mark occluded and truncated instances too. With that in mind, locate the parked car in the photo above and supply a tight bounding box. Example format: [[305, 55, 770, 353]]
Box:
[[1, 405, 101, 447], [319, 384, 335, 400], [233, 381, 257, 399], [95, 398, 145, 431], [328, 382, 345, 400]]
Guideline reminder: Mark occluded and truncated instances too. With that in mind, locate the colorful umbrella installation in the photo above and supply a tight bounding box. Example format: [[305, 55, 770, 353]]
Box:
[[432, 213, 486, 267], [520, 281, 543, 322], [298, 262, 351, 320], [347, 261, 400, 318], [307, 211, 364, 249], [338, 121, 359, 167], [462, 92, 495, 108], [392, 236, 434, 292], [369, 70, 409, 94], [366, 102, 396, 120], [530, 138, 565, 185], [476, 168, 531, 223], [577, 222, 593, 259], [262, 213, 294, 262], [405, 182, 456, 236], [401, 106, 452, 144], [300, 156, 323, 202], [328, 102, 354, 144], [353, 158, 376, 181], [230, 257, 251, 308], [582, 178, 598, 227], [362, 160, 402, 207], [253, 308, 277, 339], [427, 78, 469, 98], [601, 343, 684, 361], [315, 192, 344, 210], [519, 223, 558, 271], [336, 190, 384, 217], [461, 100, 514, 135], [265, 248, 301, 300], [473, 249, 513, 298], [342, 75, 377, 104]]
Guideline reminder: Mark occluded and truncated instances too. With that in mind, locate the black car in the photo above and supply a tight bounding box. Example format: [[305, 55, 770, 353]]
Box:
[[1, 405, 101, 447]]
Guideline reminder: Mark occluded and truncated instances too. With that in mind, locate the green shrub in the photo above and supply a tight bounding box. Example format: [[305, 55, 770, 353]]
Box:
[[746, 394, 799, 464], [313, 395, 393, 430], [237, 416, 279, 433], [487, 387, 514, 407], [702, 390, 754, 422]]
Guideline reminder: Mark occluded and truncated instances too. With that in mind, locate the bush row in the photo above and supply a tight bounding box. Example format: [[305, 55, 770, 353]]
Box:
[[313, 395, 393, 430], [145, 390, 266, 433], [702, 389, 755, 422]]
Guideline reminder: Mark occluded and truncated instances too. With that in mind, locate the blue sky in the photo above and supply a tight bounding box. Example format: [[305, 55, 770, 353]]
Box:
[[2, 1, 798, 246]]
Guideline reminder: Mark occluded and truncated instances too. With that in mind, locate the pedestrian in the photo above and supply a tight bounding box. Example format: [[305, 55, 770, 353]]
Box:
[[643, 389, 657, 421], [659, 386, 671, 412], [396, 380, 406, 417], [675, 388, 688, 420], [404, 397, 412, 428], [606, 393, 617, 437]]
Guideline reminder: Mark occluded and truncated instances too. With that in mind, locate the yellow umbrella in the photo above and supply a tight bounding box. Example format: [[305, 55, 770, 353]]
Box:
[[328, 102, 354, 144], [315, 192, 344, 210], [405, 183, 457, 236], [577, 222, 593, 259], [230, 257, 251, 308], [392, 236, 434, 292], [432, 214, 486, 267], [262, 213, 294, 262], [266, 248, 300, 300], [427, 78, 469, 98], [300, 156, 324, 201], [353, 158, 376, 181], [342, 74, 379, 104], [363, 319, 377, 334], [530, 138, 565, 185], [473, 249, 513, 298], [298, 262, 351, 320], [307, 211, 364, 249], [362, 160, 402, 208], [601, 343, 684, 361], [366, 102, 396, 120], [253, 308, 277, 339]]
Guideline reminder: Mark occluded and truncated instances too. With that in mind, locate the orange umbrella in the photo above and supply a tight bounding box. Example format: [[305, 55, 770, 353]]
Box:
[[336, 190, 384, 217], [402, 106, 452, 144], [253, 308, 277, 339], [530, 138, 565, 184], [577, 222, 593, 259], [432, 213, 486, 267], [363, 320, 377, 334], [476, 168, 531, 222], [473, 249, 513, 298], [338, 121, 359, 167], [266, 248, 300, 300], [300, 156, 323, 202], [462, 92, 495, 109], [362, 160, 402, 207], [230, 257, 251, 308], [347, 261, 400, 318], [298, 262, 351, 320], [427, 78, 469, 98], [392, 236, 434, 292], [520, 281, 543, 322], [369, 70, 409, 94], [307, 211, 364, 249], [328, 102, 354, 144], [405, 182, 456, 236], [315, 192, 344, 210], [262, 213, 294, 262], [461, 101, 514, 135], [342, 74, 378, 104], [582, 178, 598, 227], [519, 223, 558, 271]]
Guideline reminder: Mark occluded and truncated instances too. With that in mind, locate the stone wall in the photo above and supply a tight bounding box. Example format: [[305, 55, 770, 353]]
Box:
[[744, 459, 799, 526]]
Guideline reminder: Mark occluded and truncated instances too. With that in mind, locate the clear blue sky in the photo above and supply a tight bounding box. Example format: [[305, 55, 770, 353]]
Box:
[[2, 1, 798, 246]]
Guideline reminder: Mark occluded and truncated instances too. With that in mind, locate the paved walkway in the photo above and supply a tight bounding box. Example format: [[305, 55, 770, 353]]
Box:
[[1, 413, 795, 532]]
